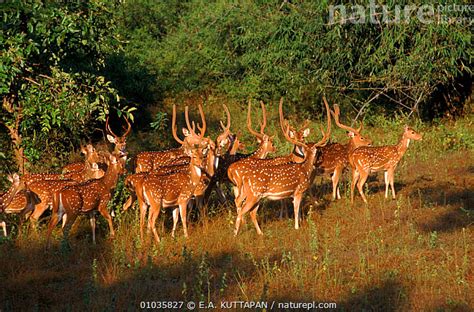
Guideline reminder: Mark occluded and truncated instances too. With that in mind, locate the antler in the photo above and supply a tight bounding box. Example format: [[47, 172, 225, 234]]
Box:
[[279, 97, 291, 136], [106, 115, 132, 138], [184, 103, 207, 139], [196, 102, 206, 138], [331, 104, 360, 134], [247, 99, 263, 139], [259, 101, 267, 134], [313, 97, 332, 147], [220, 104, 231, 132], [105, 116, 117, 138], [172, 104, 185, 145], [122, 116, 132, 137]]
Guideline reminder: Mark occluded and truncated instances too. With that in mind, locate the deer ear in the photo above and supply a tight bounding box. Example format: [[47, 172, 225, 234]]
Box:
[[404, 125, 409, 131], [302, 128, 310, 138], [91, 163, 99, 170], [289, 130, 296, 138], [256, 137, 262, 144], [80, 146, 87, 155], [7, 175, 13, 183], [107, 135, 116, 144], [182, 128, 190, 137], [347, 131, 355, 138]]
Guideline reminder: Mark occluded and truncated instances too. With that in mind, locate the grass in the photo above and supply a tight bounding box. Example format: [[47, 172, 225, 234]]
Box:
[[0, 109, 473, 311]]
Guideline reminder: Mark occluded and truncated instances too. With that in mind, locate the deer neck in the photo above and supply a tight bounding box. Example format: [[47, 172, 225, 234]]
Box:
[[301, 146, 318, 176], [292, 145, 305, 159], [346, 139, 357, 153], [102, 164, 121, 190], [0, 183, 21, 209], [252, 143, 269, 159], [189, 163, 203, 186], [396, 135, 411, 157], [229, 140, 240, 155]]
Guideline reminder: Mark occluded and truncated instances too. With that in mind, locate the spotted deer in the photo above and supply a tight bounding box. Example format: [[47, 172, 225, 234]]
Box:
[[123, 103, 213, 212], [233, 97, 332, 236], [317, 104, 372, 200], [134, 103, 209, 173], [0, 173, 26, 236], [24, 163, 104, 225], [61, 115, 131, 174], [349, 126, 422, 203], [227, 99, 276, 201], [46, 154, 125, 247], [62, 144, 100, 174], [105, 115, 132, 161], [142, 145, 208, 242], [228, 98, 312, 211]]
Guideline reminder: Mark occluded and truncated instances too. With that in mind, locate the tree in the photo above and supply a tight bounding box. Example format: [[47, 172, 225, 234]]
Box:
[[1, 0, 127, 172]]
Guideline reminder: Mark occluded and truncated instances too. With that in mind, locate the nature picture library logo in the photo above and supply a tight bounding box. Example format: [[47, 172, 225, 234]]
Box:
[[328, 1, 474, 25]]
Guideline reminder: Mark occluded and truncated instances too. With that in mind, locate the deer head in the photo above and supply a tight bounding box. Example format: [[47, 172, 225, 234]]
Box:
[[331, 104, 372, 149], [106, 115, 132, 160], [279, 97, 311, 157], [247, 99, 276, 153], [215, 104, 232, 156]]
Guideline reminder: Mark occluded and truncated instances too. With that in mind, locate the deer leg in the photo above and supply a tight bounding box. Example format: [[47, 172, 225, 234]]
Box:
[[0, 221, 6, 236], [29, 201, 49, 231], [232, 185, 239, 199], [249, 204, 262, 235], [62, 213, 78, 246], [351, 168, 360, 204], [46, 213, 60, 249], [139, 200, 148, 241], [293, 193, 303, 230], [98, 198, 115, 238], [171, 208, 179, 238], [384, 171, 389, 198], [357, 170, 369, 204], [147, 200, 161, 243], [178, 200, 189, 238], [186, 199, 194, 224], [46, 193, 63, 249], [332, 167, 342, 200], [388, 167, 396, 199], [215, 182, 227, 204], [89, 213, 96, 244], [234, 195, 258, 236], [122, 194, 136, 211], [279, 201, 288, 220]]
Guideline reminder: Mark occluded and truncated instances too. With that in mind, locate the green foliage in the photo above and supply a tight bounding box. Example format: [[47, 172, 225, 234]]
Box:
[[120, 0, 471, 117], [150, 112, 168, 131], [1, 0, 125, 170]]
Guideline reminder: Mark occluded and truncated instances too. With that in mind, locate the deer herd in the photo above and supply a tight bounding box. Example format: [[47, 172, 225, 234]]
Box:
[[0, 97, 422, 247]]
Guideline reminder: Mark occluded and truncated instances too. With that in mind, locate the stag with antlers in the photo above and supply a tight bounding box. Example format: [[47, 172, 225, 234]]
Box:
[[227, 100, 276, 201], [46, 154, 124, 247], [233, 97, 332, 235], [123, 103, 215, 211], [61, 115, 131, 174], [349, 126, 422, 203], [141, 143, 210, 242], [317, 104, 373, 200], [134, 102, 210, 173], [228, 98, 313, 211]]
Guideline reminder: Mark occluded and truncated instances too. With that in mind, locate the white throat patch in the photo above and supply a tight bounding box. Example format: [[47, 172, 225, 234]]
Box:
[[194, 166, 202, 178]]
